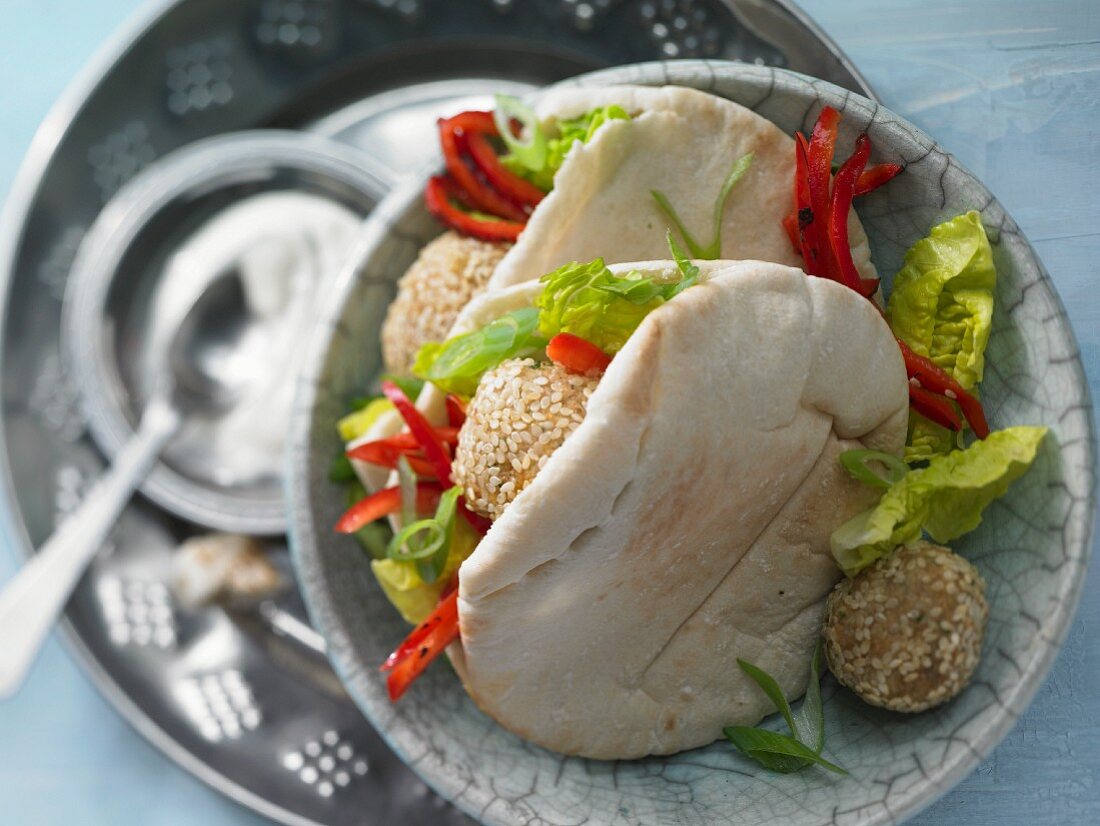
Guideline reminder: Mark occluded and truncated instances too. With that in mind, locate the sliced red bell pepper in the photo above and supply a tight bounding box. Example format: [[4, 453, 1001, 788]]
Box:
[[347, 427, 458, 475], [383, 589, 460, 701], [806, 107, 841, 281], [335, 483, 442, 534], [381, 582, 457, 671], [546, 333, 612, 375], [445, 394, 467, 428], [792, 132, 818, 273], [347, 443, 437, 477], [855, 163, 903, 197], [382, 381, 454, 483], [781, 210, 800, 252], [438, 114, 527, 222], [897, 339, 990, 438], [828, 133, 875, 297], [424, 176, 524, 243], [348, 428, 459, 456], [908, 384, 963, 432], [380, 381, 491, 535], [466, 130, 544, 210]]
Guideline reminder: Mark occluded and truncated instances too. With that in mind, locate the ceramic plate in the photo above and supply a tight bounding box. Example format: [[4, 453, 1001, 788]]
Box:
[[289, 60, 1096, 826]]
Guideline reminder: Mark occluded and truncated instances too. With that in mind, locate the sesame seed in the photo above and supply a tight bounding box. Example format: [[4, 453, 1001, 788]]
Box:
[[452, 359, 597, 520], [380, 231, 510, 376], [822, 541, 988, 714]]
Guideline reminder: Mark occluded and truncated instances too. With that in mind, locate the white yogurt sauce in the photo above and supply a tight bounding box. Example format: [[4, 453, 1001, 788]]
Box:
[[144, 191, 362, 487]]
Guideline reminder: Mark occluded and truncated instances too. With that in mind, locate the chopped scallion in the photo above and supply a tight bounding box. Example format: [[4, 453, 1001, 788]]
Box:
[[651, 153, 753, 259], [494, 95, 548, 173], [839, 449, 909, 489]]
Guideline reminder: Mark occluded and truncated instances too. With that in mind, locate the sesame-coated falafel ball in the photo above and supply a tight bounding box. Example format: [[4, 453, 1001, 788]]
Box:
[[453, 359, 599, 521], [381, 231, 510, 376], [823, 541, 988, 713]]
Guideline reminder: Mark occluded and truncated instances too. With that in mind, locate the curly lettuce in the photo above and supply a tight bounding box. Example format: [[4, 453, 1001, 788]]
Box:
[[537, 252, 696, 354], [830, 425, 1047, 577], [501, 104, 630, 191], [412, 307, 545, 398], [887, 211, 997, 462]]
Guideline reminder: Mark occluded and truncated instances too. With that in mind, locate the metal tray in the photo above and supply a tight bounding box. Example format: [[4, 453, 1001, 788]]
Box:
[[0, 1, 873, 824]]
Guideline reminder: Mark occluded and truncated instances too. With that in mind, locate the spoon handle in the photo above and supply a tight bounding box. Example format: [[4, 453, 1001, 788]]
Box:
[[0, 398, 181, 699]]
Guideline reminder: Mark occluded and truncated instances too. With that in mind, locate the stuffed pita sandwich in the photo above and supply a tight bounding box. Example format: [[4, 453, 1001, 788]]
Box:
[[338, 253, 909, 758], [379, 84, 880, 377]]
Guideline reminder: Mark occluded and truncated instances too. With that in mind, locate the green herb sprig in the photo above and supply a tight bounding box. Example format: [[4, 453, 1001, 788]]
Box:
[[724, 642, 846, 774], [651, 153, 753, 260]]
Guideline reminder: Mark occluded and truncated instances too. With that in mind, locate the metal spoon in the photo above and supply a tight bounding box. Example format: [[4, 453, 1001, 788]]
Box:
[[0, 270, 255, 698]]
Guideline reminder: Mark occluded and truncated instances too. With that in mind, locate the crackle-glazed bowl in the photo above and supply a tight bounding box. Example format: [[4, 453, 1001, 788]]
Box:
[[288, 61, 1096, 826]]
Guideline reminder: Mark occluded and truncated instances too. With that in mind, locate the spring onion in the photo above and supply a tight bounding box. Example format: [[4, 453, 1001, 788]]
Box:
[[387, 520, 447, 562], [396, 455, 419, 527], [493, 95, 548, 173], [839, 449, 909, 489], [651, 153, 753, 259]]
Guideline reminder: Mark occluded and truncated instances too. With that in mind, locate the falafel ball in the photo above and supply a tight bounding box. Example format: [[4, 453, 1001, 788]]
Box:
[[453, 358, 598, 521], [381, 231, 510, 376], [823, 541, 988, 713]]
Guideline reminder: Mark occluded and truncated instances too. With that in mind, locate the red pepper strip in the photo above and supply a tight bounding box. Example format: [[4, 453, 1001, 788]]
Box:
[[382, 381, 454, 482], [347, 443, 438, 477], [466, 130, 544, 210], [909, 384, 963, 432], [424, 176, 524, 243], [335, 483, 442, 534], [381, 583, 457, 671], [792, 132, 817, 272], [855, 163, 903, 196], [546, 333, 612, 375], [781, 211, 800, 252], [380, 380, 490, 535], [445, 394, 467, 428], [807, 107, 841, 280], [828, 133, 875, 297], [383, 590, 460, 701], [348, 428, 459, 455], [438, 114, 527, 222], [897, 339, 990, 438]]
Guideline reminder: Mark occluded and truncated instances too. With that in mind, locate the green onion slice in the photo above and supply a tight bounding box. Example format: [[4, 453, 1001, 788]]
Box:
[[387, 519, 446, 562], [417, 487, 462, 584], [651, 153, 753, 260], [840, 449, 909, 489], [494, 95, 547, 173], [396, 455, 418, 527]]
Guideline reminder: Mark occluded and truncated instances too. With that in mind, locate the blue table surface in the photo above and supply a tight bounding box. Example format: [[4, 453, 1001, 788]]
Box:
[[0, 1, 1096, 824]]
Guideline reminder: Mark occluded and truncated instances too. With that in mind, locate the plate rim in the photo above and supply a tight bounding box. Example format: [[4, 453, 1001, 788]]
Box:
[[288, 58, 1098, 826]]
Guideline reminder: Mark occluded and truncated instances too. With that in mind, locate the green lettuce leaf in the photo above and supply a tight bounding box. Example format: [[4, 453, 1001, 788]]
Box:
[[830, 425, 1047, 576], [536, 257, 692, 353], [501, 105, 630, 191], [887, 211, 997, 462], [412, 307, 545, 398]]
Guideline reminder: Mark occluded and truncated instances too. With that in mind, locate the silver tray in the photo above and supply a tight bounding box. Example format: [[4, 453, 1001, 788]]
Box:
[[0, 2, 873, 824]]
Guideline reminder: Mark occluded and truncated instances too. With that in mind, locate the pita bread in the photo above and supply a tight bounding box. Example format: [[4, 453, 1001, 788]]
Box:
[[447, 260, 908, 758], [487, 85, 876, 290], [352, 84, 877, 468]]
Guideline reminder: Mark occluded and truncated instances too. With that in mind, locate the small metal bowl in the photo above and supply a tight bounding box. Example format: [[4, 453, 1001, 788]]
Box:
[[64, 131, 388, 535]]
